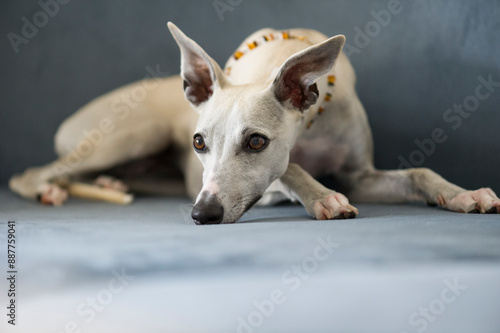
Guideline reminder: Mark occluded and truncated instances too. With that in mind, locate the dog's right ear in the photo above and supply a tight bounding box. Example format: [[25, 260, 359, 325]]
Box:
[[270, 34, 345, 112], [168, 22, 225, 108]]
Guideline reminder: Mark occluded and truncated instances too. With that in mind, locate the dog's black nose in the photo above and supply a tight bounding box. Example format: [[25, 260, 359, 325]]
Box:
[[191, 194, 224, 225]]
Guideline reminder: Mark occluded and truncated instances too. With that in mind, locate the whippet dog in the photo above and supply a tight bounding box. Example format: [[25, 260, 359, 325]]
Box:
[[9, 23, 499, 224]]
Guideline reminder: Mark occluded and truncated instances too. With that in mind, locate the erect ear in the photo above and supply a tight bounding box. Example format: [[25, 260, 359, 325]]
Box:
[[168, 22, 225, 107], [271, 35, 345, 112]]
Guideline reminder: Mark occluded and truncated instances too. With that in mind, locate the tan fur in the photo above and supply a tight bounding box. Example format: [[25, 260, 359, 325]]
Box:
[[9, 24, 499, 222]]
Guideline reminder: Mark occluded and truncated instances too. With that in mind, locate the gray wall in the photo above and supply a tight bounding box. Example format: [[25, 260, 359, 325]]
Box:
[[1, 0, 499, 192]]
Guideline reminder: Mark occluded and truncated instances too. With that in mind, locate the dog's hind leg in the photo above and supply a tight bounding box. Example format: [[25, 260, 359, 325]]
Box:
[[9, 116, 169, 205], [346, 168, 500, 214], [9, 142, 166, 205], [9, 110, 172, 205], [9, 76, 193, 205]]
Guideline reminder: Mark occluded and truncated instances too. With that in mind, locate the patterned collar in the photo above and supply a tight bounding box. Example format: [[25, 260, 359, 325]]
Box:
[[306, 74, 335, 130]]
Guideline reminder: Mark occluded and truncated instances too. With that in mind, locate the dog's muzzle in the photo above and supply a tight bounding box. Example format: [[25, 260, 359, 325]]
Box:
[[191, 192, 224, 225]]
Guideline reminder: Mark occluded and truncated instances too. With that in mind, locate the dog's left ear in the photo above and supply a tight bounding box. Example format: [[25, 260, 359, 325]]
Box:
[[168, 22, 225, 108], [271, 35, 345, 112]]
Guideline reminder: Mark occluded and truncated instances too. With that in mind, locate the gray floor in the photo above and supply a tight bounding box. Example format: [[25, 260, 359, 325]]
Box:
[[1, 187, 499, 333]]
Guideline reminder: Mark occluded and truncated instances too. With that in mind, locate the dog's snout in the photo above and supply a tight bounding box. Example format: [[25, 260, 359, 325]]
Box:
[[191, 193, 224, 225], [191, 202, 224, 225]]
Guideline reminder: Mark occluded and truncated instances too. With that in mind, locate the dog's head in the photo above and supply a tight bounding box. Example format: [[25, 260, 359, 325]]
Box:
[[168, 23, 344, 224]]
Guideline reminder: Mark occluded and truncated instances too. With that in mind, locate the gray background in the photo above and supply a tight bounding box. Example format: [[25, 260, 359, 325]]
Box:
[[1, 0, 499, 192]]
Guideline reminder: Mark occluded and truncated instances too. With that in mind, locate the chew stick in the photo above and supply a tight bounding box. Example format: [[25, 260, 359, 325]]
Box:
[[65, 182, 133, 205]]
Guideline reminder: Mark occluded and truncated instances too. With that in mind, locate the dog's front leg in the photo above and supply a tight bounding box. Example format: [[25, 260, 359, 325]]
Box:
[[347, 168, 500, 214], [277, 163, 358, 220]]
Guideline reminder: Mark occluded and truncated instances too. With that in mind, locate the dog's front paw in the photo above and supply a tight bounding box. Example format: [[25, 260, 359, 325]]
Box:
[[441, 188, 500, 214], [95, 175, 129, 193], [37, 183, 68, 206], [312, 192, 358, 220]]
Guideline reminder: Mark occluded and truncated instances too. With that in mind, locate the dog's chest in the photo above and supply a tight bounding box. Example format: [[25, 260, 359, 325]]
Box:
[[290, 137, 349, 177]]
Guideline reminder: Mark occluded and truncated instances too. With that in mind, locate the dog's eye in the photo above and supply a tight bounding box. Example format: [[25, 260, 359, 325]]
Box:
[[247, 135, 268, 151], [193, 134, 206, 152]]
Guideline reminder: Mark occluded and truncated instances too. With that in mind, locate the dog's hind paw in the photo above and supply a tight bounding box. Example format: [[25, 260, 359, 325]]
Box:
[[95, 175, 129, 193], [442, 188, 500, 214], [312, 192, 358, 220], [37, 183, 68, 206]]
